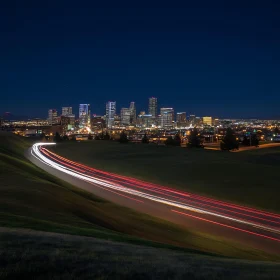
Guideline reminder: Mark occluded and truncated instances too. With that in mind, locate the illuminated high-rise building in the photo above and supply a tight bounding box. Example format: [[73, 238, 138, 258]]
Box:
[[129, 102, 136, 124], [148, 97, 157, 118], [120, 108, 131, 126], [176, 112, 187, 127], [137, 114, 153, 128], [48, 109, 58, 125], [195, 117, 203, 126], [160, 108, 174, 129], [213, 118, 220, 126], [62, 107, 72, 116], [106, 101, 116, 129], [79, 104, 91, 128], [189, 114, 196, 126]]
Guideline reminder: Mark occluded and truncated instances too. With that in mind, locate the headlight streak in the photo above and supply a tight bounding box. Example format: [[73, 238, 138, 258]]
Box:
[[41, 147, 280, 225], [31, 143, 280, 240], [41, 148, 280, 230]]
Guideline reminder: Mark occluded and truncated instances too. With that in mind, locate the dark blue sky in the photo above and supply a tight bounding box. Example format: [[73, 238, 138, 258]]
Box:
[[1, 1, 280, 119]]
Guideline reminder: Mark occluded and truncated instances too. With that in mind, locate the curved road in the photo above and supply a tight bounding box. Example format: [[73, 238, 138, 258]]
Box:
[[27, 143, 280, 256]]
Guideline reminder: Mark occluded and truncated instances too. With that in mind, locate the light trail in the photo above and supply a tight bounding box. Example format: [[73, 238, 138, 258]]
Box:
[[40, 147, 280, 228], [171, 210, 280, 243], [41, 147, 280, 222], [40, 146, 280, 227], [31, 143, 280, 242]]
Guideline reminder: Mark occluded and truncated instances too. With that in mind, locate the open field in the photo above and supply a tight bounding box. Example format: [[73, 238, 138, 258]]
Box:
[[2, 132, 278, 261], [1, 227, 280, 280], [52, 140, 280, 213]]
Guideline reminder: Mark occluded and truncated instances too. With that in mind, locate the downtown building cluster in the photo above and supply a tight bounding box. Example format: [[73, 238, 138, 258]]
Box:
[[105, 97, 215, 130], [47, 97, 215, 132], [3, 104, 280, 143]]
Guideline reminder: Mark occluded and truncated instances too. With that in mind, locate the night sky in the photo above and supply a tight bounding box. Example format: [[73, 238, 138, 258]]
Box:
[[1, 1, 280, 119]]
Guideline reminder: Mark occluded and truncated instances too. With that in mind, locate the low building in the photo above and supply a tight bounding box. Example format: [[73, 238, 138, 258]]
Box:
[[203, 116, 212, 126]]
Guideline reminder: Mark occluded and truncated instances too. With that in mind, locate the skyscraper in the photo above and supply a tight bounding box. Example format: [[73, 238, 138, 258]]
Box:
[[120, 108, 131, 126], [189, 114, 196, 126], [62, 107, 72, 116], [137, 114, 153, 128], [176, 112, 187, 127], [106, 101, 116, 129], [160, 108, 174, 129], [148, 97, 157, 118], [129, 102, 136, 125], [79, 104, 91, 128], [48, 109, 58, 125]]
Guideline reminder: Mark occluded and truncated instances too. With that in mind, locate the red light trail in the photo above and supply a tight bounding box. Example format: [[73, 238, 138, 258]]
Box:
[[31, 143, 280, 249]]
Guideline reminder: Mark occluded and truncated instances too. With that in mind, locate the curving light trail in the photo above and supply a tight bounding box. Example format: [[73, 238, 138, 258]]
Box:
[[31, 142, 280, 243]]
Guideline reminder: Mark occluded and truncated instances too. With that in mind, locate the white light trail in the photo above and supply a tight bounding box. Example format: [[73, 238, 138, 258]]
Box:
[[31, 143, 280, 235]]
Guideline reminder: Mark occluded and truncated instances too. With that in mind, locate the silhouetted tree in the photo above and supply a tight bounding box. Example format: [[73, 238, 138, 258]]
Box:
[[274, 127, 280, 135], [103, 132, 110, 140], [220, 128, 239, 150], [142, 133, 149, 144], [173, 133, 181, 146], [165, 136, 174, 146], [40, 132, 47, 142], [188, 128, 202, 148], [119, 131, 129, 143], [242, 134, 259, 147], [251, 134, 259, 147], [54, 132, 62, 142], [242, 135, 250, 146], [88, 133, 93, 140]]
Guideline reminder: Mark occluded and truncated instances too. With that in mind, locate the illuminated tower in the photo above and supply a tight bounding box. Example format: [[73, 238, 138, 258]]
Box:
[[106, 101, 116, 129], [62, 107, 72, 116], [129, 102, 136, 125], [79, 104, 91, 128], [160, 108, 174, 129], [48, 109, 58, 125], [148, 97, 157, 118]]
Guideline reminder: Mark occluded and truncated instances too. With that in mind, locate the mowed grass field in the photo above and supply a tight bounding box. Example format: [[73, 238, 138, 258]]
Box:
[[53, 140, 280, 213], [2, 132, 277, 261]]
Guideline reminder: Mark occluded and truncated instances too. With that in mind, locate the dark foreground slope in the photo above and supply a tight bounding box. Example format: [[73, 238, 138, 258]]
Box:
[[1, 227, 280, 280], [1, 132, 280, 278]]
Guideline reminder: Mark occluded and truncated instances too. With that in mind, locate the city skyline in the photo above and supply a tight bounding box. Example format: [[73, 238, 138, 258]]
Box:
[[1, 2, 280, 119], [2, 95, 280, 122]]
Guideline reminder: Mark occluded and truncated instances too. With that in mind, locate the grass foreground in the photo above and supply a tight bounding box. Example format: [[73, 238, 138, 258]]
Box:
[[1, 132, 280, 278], [53, 140, 280, 213], [1, 227, 280, 280]]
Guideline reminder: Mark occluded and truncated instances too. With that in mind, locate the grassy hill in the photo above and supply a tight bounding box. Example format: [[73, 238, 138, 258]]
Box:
[[1, 131, 280, 278], [52, 140, 280, 213], [1, 227, 280, 280]]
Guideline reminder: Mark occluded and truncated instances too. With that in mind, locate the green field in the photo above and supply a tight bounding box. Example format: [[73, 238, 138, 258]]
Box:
[[2, 132, 278, 261], [2, 131, 280, 280], [52, 140, 280, 213]]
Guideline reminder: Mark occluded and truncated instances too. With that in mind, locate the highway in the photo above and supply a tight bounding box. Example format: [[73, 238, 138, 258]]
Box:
[[27, 143, 280, 255]]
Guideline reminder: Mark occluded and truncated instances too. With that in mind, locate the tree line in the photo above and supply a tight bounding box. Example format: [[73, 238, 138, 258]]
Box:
[[50, 127, 262, 151]]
